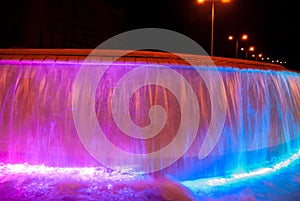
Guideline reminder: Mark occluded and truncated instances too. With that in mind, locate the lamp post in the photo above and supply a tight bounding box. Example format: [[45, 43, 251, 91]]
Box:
[[246, 46, 255, 60], [211, 0, 215, 56], [197, 0, 231, 56], [228, 34, 248, 58], [257, 53, 263, 61]]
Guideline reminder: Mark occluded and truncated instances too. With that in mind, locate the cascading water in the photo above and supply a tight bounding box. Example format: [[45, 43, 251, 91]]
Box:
[[0, 49, 299, 179], [0, 49, 299, 200]]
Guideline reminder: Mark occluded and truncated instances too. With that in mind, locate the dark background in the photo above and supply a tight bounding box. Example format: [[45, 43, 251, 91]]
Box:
[[0, 0, 298, 71]]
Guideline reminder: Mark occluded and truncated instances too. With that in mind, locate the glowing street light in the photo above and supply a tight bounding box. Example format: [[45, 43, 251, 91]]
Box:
[[197, 0, 231, 56], [228, 34, 248, 58], [246, 46, 255, 60]]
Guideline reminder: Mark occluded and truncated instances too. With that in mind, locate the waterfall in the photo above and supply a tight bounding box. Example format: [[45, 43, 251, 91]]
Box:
[[0, 53, 299, 180]]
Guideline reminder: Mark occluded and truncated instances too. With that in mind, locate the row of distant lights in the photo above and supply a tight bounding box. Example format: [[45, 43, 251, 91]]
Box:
[[240, 47, 287, 65], [227, 35, 287, 65], [197, 1, 288, 65]]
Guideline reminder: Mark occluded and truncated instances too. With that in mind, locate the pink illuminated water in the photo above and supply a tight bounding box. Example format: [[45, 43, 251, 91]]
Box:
[[0, 163, 196, 201], [0, 59, 299, 180], [0, 158, 300, 200], [0, 56, 300, 200]]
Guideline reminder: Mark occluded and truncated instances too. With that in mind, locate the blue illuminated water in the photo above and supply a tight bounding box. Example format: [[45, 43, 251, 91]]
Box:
[[0, 60, 299, 180], [190, 158, 300, 201], [0, 155, 300, 200], [0, 56, 299, 200]]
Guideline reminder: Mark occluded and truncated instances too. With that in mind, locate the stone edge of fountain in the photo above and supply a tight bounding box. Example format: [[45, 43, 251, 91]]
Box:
[[0, 48, 289, 72]]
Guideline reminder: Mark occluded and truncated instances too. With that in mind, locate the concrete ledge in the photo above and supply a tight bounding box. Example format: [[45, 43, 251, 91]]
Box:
[[0, 48, 288, 71]]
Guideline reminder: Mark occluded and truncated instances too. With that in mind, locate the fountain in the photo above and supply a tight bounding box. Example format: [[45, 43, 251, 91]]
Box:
[[0, 48, 299, 200], [0, 48, 299, 179]]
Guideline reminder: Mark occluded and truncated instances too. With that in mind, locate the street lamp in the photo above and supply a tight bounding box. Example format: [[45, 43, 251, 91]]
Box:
[[228, 34, 248, 58], [258, 53, 263, 61], [197, 0, 231, 56], [245, 46, 255, 60]]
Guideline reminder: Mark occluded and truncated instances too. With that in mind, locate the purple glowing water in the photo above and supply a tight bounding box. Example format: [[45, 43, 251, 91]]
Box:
[[0, 156, 300, 201], [0, 163, 196, 201], [0, 50, 299, 181]]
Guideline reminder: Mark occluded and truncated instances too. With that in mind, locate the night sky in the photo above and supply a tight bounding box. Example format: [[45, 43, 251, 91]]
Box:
[[125, 0, 298, 71], [1, 0, 298, 71]]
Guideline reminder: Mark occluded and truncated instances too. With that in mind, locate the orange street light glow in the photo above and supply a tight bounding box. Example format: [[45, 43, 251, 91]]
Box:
[[249, 46, 255, 51], [197, 0, 205, 4], [228, 35, 234, 40], [221, 0, 231, 3], [198, 0, 231, 3], [241, 34, 248, 40]]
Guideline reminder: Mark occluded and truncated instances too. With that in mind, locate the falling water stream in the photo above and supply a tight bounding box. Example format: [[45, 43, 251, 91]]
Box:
[[0, 51, 299, 200]]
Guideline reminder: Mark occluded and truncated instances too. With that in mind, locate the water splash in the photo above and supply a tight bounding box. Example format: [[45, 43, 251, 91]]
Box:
[[181, 148, 300, 190], [0, 58, 299, 181]]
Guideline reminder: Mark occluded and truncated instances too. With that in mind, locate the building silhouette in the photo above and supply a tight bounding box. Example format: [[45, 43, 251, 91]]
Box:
[[0, 0, 126, 48]]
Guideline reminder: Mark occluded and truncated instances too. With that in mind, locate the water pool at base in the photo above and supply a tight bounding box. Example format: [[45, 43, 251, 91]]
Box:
[[1, 151, 300, 201]]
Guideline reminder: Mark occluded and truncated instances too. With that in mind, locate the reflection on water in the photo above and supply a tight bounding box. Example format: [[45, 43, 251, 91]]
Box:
[[0, 163, 195, 201], [0, 157, 300, 201], [192, 158, 300, 201]]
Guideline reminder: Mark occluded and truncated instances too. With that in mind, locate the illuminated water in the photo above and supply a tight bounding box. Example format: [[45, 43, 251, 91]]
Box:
[[0, 52, 299, 200], [0, 154, 300, 200]]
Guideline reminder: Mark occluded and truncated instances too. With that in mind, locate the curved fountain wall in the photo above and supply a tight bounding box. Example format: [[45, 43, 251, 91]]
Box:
[[0, 49, 299, 180]]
